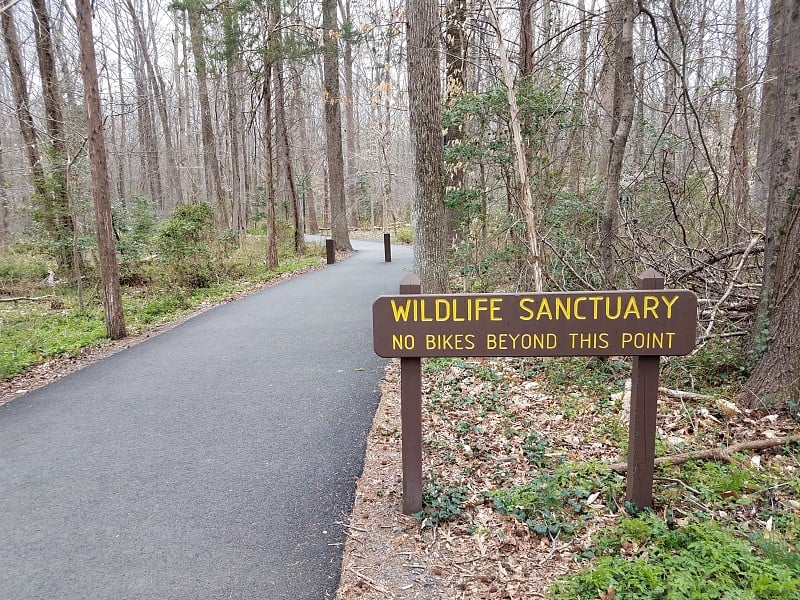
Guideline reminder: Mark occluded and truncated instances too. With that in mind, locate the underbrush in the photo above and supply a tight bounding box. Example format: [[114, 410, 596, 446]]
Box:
[[414, 356, 800, 598], [0, 236, 324, 381]]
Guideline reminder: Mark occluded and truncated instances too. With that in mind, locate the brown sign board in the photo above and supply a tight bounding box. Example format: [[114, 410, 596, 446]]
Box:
[[373, 290, 697, 358]]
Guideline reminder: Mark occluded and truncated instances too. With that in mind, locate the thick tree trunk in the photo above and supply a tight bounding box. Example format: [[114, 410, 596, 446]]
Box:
[[407, 0, 448, 293], [737, 0, 800, 410], [322, 0, 352, 251], [75, 0, 126, 339]]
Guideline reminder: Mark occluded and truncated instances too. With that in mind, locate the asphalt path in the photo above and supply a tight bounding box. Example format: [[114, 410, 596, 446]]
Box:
[[0, 238, 413, 599]]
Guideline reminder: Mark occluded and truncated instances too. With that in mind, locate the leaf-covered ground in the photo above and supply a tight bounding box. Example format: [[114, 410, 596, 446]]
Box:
[[336, 357, 799, 599]]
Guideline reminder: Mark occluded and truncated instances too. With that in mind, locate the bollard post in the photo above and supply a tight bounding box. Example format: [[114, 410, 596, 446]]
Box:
[[399, 273, 422, 514], [326, 239, 335, 265], [626, 268, 664, 510], [384, 233, 392, 263]]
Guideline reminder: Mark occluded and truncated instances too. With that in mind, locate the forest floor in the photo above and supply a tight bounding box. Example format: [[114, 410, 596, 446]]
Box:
[[335, 357, 800, 599]]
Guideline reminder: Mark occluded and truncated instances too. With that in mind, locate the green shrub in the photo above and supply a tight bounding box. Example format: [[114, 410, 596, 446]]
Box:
[[394, 226, 413, 244], [154, 202, 217, 287], [415, 479, 468, 527]]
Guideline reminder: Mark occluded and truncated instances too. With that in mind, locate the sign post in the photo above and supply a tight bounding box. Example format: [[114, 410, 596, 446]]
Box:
[[626, 268, 664, 509], [373, 271, 697, 513], [399, 274, 423, 514]]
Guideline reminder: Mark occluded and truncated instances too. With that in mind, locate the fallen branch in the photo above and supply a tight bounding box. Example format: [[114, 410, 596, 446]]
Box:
[[658, 387, 715, 401], [609, 435, 800, 473], [0, 295, 58, 303], [348, 567, 393, 596]]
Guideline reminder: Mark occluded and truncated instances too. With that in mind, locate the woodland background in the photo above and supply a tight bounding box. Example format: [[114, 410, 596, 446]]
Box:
[[0, 0, 798, 409]]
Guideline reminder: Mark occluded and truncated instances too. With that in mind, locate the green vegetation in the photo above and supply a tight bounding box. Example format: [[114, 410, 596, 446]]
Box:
[[0, 203, 325, 381], [550, 515, 800, 599]]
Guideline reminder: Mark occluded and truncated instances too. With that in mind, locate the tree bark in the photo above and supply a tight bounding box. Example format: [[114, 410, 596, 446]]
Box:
[[443, 0, 467, 241], [727, 0, 751, 237], [340, 0, 359, 229], [263, 66, 278, 269], [322, 0, 352, 251], [30, 0, 78, 271], [274, 59, 304, 254], [75, 0, 127, 339], [598, 0, 636, 288], [488, 0, 544, 291], [2, 8, 49, 226], [737, 0, 800, 411], [186, 1, 229, 226], [407, 0, 448, 293], [124, 0, 184, 208], [221, 2, 245, 232]]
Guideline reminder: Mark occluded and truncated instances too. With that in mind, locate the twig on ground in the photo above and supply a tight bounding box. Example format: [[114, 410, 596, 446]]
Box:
[[609, 436, 800, 473]]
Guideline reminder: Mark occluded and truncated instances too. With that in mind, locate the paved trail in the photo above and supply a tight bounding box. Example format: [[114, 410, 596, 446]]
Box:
[[0, 239, 413, 599]]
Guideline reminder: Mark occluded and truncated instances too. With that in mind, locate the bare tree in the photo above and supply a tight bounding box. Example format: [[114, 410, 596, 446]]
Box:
[[598, 0, 636, 288], [75, 0, 126, 339], [322, 0, 352, 251]]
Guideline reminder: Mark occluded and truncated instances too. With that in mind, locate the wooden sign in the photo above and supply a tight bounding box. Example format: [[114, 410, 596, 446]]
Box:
[[373, 290, 697, 358], [375, 270, 697, 514]]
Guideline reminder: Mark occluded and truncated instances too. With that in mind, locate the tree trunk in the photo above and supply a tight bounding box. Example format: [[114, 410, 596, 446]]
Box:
[[737, 0, 800, 411], [292, 67, 319, 235], [274, 59, 304, 254], [124, 0, 184, 208], [2, 8, 49, 228], [222, 2, 245, 232], [598, 0, 636, 288], [186, 1, 229, 226], [263, 66, 279, 269], [75, 0, 126, 339], [727, 0, 751, 237], [407, 0, 448, 293], [341, 0, 359, 229], [30, 0, 78, 271], [443, 0, 467, 241], [488, 0, 544, 292], [322, 0, 352, 251]]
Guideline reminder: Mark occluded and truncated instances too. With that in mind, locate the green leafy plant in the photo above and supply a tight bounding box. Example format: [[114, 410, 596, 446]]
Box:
[[551, 516, 800, 599], [154, 202, 217, 287], [415, 479, 468, 528]]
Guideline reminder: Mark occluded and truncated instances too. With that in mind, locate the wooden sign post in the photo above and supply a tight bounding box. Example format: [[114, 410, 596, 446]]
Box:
[[373, 271, 697, 514]]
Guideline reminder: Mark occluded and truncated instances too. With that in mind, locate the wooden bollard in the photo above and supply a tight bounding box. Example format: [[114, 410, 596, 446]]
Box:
[[384, 233, 392, 263], [399, 273, 422, 514], [326, 239, 335, 265]]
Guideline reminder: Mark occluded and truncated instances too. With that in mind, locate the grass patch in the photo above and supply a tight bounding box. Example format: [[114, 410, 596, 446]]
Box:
[[1, 243, 324, 381]]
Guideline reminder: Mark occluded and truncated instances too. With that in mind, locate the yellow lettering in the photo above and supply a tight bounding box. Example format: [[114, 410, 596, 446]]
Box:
[[588, 296, 604, 318], [393, 334, 415, 349], [623, 296, 641, 319], [573, 296, 587, 319], [643, 295, 659, 319], [662, 295, 679, 318], [434, 298, 450, 321], [537, 298, 553, 320], [555, 297, 571, 319], [489, 297, 503, 321], [475, 297, 488, 320], [519, 298, 535, 321], [605, 296, 622, 319], [390, 299, 412, 322], [420, 299, 434, 321], [486, 333, 497, 350]]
